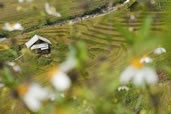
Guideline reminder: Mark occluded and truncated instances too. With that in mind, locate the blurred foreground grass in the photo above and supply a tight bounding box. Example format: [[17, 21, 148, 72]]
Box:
[[1, 0, 171, 114]]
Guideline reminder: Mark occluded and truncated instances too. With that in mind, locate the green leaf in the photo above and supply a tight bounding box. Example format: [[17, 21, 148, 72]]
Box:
[[2, 67, 15, 87], [139, 16, 153, 39]]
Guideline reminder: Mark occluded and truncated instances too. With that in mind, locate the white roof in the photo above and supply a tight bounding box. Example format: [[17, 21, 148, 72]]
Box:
[[30, 43, 49, 50], [25, 35, 51, 48]]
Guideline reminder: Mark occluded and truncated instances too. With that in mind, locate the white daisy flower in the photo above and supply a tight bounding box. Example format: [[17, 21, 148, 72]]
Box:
[[60, 46, 77, 73], [7, 62, 21, 72], [48, 68, 71, 91], [18, 0, 24, 3], [60, 55, 77, 73], [3, 23, 24, 31], [17, 83, 50, 112], [154, 47, 166, 55], [45, 3, 61, 17], [120, 58, 158, 86], [140, 55, 152, 63], [118, 86, 129, 91], [18, 0, 33, 3], [48, 49, 77, 91]]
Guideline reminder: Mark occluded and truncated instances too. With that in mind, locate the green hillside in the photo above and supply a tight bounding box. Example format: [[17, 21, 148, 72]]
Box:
[[0, 0, 171, 114]]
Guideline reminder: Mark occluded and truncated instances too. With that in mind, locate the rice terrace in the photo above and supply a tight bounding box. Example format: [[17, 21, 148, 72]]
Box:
[[0, 0, 171, 114]]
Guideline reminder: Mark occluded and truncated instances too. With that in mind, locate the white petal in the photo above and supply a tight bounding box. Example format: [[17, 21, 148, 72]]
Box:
[[18, 0, 24, 3], [51, 71, 71, 91], [140, 57, 153, 63], [2, 23, 24, 31], [24, 98, 41, 112], [7, 62, 15, 66], [46, 89, 56, 101], [53, 12, 61, 17], [60, 56, 77, 73], [120, 66, 137, 84], [23, 83, 49, 112], [13, 65, 21, 72], [7, 62, 21, 72], [45, 3, 50, 13], [118, 86, 129, 91], [143, 67, 158, 85], [29, 83, 49, 100], [45, 3, 61, 17], [18, 0, 33, 3], [3, 23, 12, 31], [13, 23, 24, 30], [154, 48, 166, 55], [133, 70, 146, 86]]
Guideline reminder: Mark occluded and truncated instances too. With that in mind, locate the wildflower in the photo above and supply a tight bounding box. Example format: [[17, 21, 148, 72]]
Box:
[[48, 47, 77, 91], [7, 62, 21, 72], [120, 58, 158, 86], [45, 3, 61, 17], [150, 0, 156, 5], [60, 54, 77, 73], [18, 0, 24, 3], [18, 0, 33, 3], [3, 23, 24, 31], [118, 86, 129, 91], [48, 67, 71, 91], [17, 83, 49, 112], [140, 55, 152, 63], [154, 47, 166, 55]]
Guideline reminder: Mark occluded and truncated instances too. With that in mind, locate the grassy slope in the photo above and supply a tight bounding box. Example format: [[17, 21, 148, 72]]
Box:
[[0, 0, 165, 82], [0, 0, 168, 113], [0, 0, 118, 37]]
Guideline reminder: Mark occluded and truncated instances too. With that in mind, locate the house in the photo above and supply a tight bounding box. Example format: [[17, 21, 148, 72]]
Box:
[[25, 35, 52, 54]]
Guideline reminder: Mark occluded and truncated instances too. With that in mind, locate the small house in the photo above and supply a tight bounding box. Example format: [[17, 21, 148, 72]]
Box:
[[25, 35, 52, 54]]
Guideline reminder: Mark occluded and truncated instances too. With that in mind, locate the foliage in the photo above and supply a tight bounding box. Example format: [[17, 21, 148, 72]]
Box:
[[0, 0, 171, 114]]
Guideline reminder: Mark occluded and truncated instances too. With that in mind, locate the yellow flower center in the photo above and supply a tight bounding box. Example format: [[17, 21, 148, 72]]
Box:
[[17, 84, 29, 97], [131, 58, 144, 69], [48, 66, 60, 79], [10, 24, 14, 28], [142, 54, 148, 58]]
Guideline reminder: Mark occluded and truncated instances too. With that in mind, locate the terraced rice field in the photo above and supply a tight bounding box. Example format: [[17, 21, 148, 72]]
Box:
[[0, 0, 121, 36], [0, 0, 168, 113], [4, 7, 165, 72]]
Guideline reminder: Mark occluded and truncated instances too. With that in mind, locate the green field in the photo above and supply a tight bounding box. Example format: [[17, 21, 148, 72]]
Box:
[[0, 0, 171, 114]]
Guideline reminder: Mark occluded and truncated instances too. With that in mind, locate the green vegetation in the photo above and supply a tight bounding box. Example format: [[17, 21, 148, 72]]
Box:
[[0, 0, 171, 114]]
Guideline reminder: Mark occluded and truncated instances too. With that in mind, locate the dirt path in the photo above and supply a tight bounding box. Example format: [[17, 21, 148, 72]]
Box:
[[43, 0, 135, 28]]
